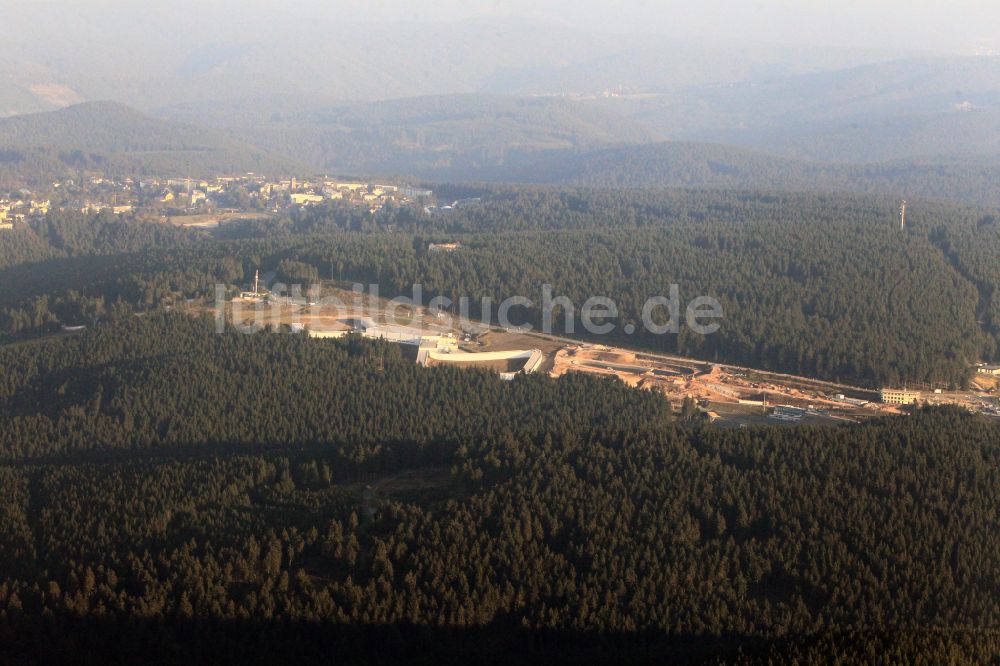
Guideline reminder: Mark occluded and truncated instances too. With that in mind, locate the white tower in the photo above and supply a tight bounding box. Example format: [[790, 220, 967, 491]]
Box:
[[900, 200, 907, 231]]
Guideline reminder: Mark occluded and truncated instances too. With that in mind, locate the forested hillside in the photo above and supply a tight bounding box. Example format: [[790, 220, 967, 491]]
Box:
[[0, 102, 302, 178], [0, 314, 669, 461], [491, 142, 1000, 209], [252, 189, 1000, 384], [282, 224, 985, 386], [2, 189, 998, 386], [4, 97, 1000, 209], [156, 94, 660, 180], [156, 98, 1000, 209], [0, 146, 109, 188], [0, 315, 998, 662]]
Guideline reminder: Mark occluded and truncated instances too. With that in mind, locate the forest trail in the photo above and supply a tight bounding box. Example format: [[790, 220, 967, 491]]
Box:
[[361, 470, 412, 519]]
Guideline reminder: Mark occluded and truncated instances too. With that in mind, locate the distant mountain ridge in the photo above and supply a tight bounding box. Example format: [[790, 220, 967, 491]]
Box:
[[148, 56, 1000, 179], [3, 8, 997, 170], [4, 98, 1000, 210], [589, 56, 1000, 162], [0, 7, 907, 115], [157, 94, 662, 177]]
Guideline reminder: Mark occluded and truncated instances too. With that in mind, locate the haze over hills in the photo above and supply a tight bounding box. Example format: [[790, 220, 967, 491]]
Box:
[[590, 56, 1000, 162], [157, 94, 662, 177], [146, 53, 1000, 183], [757, 107, 1000, 164], [500, 141, 1000, 207], [150, 93, 1000, 208], [0, 101, 303, 178], [1, 8, 999, 205], [5, 98, 1000, 209], [2, 2, 998, 184], [475, 39, 910, 95], [0, 2, 913, 117]]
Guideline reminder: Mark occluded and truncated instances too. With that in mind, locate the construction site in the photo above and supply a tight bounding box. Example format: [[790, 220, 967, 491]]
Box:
[[223, 287, 546, 381], [547, 344, 880, 425], [218, 283, 1000, 426]]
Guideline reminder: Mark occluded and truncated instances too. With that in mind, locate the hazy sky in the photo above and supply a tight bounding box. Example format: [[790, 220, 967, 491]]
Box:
[[22, 0, 1000, 54], [384, 0, 998, 54]]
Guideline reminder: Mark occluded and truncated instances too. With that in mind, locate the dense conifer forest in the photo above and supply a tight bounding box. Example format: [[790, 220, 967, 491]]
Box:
[[0, 315, 998, 663], [5, 11, 1000, 663], [3, 188, 998, 385]]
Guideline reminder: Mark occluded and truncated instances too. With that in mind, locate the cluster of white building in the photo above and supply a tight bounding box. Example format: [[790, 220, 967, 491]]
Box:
[[307, 318, 541, 380], [2, 174, 435, 223], [0, 197, 50, 228], [285, 180, 433, 214]]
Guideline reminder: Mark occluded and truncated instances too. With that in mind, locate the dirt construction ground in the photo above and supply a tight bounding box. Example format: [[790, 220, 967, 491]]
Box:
[[203, 286, 996, 425]]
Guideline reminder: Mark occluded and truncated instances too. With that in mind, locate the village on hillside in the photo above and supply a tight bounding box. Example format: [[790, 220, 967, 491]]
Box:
[[0, 174, 438, 230]]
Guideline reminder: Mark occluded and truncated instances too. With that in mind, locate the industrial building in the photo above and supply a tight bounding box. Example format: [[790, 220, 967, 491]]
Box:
[[976, 364, 1000, 376], [399, 187, 433, 199], [768, 405, 805, 422], [307, 317, 541, 379], [880, 388, 921, 405], [290, 193, 324, 205], [417, 347, 543, 380]]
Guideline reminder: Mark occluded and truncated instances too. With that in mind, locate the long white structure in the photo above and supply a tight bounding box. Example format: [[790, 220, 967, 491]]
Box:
[[308, 320, 542, 379], [417, 348, 543, 380]]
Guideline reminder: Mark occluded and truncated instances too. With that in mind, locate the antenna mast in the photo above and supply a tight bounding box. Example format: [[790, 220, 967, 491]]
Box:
[[900, 200, 907, 231]]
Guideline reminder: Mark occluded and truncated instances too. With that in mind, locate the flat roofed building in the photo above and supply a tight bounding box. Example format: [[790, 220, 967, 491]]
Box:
[[880, 388, 921, 405], [400, 187, 433, 199], [976, 365, 1000, 375], [290, 193, 324, 205]]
